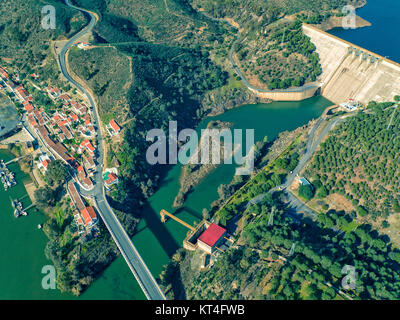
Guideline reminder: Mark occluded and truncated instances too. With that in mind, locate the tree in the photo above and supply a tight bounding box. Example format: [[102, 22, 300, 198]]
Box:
[[202, 208, 209, 220], [299, 184, 314, 201], [35, 186, 57, 208], [46, 160, 69, 186], [321, 287, 336, 300], [316, 186, 328, 198], [356, 205, 368, 217]]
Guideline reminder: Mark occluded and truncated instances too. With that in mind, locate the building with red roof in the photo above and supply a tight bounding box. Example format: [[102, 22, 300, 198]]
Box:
[[106, 119, 121, 136], [104, 172, 118, 189], [59, 125, 73, 140], [71, 113, 78, 122], [0, 67, 9, 80], [15, 85, 29, 101], [58, 119, 67, 127], [46, 87, 61, 99], [28, 114, 38, 127], [78, 139, 96, 157], [80, 206, 97, 227], [59, 94, 71, 102], [24, 103, 34, 113], [37, 154, 51, 172], [67, 181, 85, 211], [197, 223, 227, 254]]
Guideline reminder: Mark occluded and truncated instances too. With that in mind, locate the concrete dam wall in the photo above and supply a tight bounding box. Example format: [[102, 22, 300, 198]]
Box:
[[303, 24, 400, 104], [248, 86, 319, 101]]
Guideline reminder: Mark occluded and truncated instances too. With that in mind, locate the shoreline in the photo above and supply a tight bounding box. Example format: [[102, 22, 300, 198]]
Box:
[[314, 0, 371, 31]]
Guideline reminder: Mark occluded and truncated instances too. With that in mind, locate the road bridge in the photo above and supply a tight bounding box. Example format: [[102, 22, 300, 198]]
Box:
[[59, 0, 165, 300]]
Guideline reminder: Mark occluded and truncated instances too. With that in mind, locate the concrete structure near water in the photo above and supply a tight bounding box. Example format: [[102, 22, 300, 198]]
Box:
[[303, 24, 400, 105], [248, 24, 400, 104]]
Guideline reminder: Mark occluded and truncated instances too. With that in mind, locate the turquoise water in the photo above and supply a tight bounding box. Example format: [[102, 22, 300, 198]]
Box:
[[0, 97, 331, 299], [80, 96, 332, 299], [0, 150, 74, 299], [2, 0, 396, 300]]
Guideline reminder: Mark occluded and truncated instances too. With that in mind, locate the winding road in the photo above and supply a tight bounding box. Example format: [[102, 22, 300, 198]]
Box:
[[199, 11, 320, 94], [58, 0, 165, 300], [248, 113, 345, 215]]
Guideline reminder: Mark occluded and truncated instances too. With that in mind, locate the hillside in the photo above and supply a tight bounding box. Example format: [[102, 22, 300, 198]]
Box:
[[0, 0, 87, 81], [301, 101, 400, 246], [183, 194, 400, 300], [159, 113, 400, 300], [189, 0, 365, 90], [68, 0, 230, 211], [72, 0, 234, 47]]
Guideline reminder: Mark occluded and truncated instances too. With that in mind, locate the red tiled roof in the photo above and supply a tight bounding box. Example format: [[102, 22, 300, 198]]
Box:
[[42, 159, 50, 168], [109, 119, 120, 133], [198, 223, 226, 247], [71, 113, 78, 122], [28, 114, 38, 127], [80, 206, 97, 226], [58, 120, 67, 127], [105, 173, 117, 184], [87, 143, 95, 152], [24, 103, 34, 112], [68, 181, 85, 211], [59, 94, 71, 101], [82, 177, 93, 187]]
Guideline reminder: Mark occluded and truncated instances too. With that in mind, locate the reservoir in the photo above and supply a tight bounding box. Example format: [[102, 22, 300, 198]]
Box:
[[329, 0, 400, 64], [80, 96, 332, 299]]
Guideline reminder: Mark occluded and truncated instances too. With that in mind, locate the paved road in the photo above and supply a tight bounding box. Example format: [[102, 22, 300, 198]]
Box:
[[246, 114, 347, 236], [59, 0, 165, 300], [248, 114, 344, 209], [200, 11, 320, 93]]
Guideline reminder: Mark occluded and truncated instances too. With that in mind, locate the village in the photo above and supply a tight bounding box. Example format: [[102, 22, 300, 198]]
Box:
[[0, 62, 121, 236]]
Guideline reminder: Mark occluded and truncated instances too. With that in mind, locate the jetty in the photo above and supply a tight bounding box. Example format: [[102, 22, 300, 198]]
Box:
[[10, 197, 27, 218], [9, 195, 35, 218]]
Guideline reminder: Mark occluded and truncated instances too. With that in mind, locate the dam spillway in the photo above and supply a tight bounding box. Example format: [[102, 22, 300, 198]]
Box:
[[303, 24, 400, 104]]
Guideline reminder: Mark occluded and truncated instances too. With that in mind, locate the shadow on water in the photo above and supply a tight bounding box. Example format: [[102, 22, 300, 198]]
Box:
[[138, 200, 180, 258], [176, 206, 203, 221]]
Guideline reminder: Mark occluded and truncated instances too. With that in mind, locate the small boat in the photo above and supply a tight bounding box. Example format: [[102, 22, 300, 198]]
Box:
[[14, 209, 21, 218], [37, 224, 42, 229]]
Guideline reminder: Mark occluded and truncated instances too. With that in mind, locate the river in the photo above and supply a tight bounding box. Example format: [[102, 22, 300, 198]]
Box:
[[0, 97, 331, 299], [1, 0, 397, 300]]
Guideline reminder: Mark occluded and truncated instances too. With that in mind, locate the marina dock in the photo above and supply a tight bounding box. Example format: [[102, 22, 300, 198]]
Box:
[[0, 159, 16, 191], [10, 196, 27, 218]]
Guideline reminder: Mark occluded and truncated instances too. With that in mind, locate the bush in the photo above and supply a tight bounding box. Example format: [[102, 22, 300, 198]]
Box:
[[299, 184, 314, 201], [316, 186, 328, 198], [356, 205, 368, 217]]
